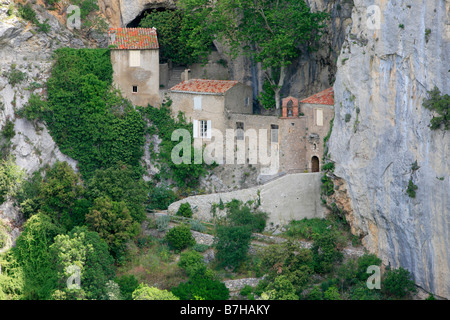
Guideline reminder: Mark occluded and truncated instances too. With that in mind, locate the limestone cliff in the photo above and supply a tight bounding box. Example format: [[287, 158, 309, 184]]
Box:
[[328, 0, 450, 298]]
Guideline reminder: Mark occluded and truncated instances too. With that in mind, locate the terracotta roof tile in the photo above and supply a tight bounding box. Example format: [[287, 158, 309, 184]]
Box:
[[300, 87, 334, 105], [108, 28, 159, 50], [170, 79, 239, 94]]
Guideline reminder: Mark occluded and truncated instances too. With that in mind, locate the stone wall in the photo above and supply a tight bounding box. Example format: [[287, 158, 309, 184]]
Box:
[[111, 49, 160, 107], [168, 173, 326, 228]]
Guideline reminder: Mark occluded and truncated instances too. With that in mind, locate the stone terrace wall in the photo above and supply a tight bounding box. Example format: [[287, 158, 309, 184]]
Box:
[[168, 173, 326, 228]]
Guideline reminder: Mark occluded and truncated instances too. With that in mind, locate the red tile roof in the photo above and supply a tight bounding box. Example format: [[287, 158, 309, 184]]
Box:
[[108, 28, 159, 50], [170, 79, 239, 94], [300, 88, 334, 105]]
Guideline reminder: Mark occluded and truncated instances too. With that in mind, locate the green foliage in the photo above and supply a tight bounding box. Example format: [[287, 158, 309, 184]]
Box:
[[0, 156, 25, 205], [37, 161, 85, 230], [311, 231, 343, 274], [171, 267, 229, 300], [406, 178, 418, 198], [323, 286, 341, 300], [225, 199, 267, 232], [285, 218, 332, 240], [178, 250, 205, 277], [382, 267, 416, 298], [141, 102, 212, 189], [17, 3, 50, 33], [356, 253, 382, 282], [132, 283, 179, 300], [1, 119, 15, 140], [214, 224, 252, 270], [18, 93, 47, 121], [422, 86, 450, 130], [114, 274, 139, 300], [190, 219, 206, 233], [86, 164, 148, 223], [0, 250, 24, 300], [85, 196, 140, 255], [147, 183, 178, 210], [49, 226, 115, 300], [264, 275, 298, 300], [139, 9, 213, 65], [177, 202, 193, 218], [156, 214, 171, 232], [13, 214, 62, 299], [321, 173, 334, 196], [70, 0, 99, 20], [40, 48, 145, 180], [192, 243, 209, 253], [3, 64, 27, 87], [258, 79, 277, 110], [349, 282, 381, 300], [165, 224, 196, 251]]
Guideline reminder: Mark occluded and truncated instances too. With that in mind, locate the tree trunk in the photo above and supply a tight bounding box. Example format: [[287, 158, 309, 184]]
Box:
[[275, 66, 286, 109]]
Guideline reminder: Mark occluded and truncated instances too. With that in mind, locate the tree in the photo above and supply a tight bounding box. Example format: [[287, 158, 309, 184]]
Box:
[[165, 224, 196, 251], [133, 283, 179, 300], [13, 214, 62, 299], [0, 156, 25, 205], [422, 86, 450, 130], [263, 275, 298, 300], [180, 0, 328, 109], [382, 267, 416, 298], [85, 196, 140, 255], [214, 225, 252, 270], [87, 164, 148, 223], [311, 231, 343, 274], [49, 226, 115, 300], [139, 9, 213, 65]]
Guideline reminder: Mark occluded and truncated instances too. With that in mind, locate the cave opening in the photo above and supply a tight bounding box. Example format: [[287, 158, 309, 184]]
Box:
[[126, 7, 173, 28]]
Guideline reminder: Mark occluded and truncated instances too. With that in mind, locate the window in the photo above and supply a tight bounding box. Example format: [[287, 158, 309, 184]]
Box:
[[271, 124, 279, 143], [129, 50, 141, 67], [194, 96, 202, 110], [316, 109, 323, 126], [132, 85, 138, 93], [236, 122, 244, 140], [193, 120, 211, 139], [245, 96, 250, 107]]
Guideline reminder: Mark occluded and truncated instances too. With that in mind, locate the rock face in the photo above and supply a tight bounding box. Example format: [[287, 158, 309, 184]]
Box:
[[329, 0, 450, 298]]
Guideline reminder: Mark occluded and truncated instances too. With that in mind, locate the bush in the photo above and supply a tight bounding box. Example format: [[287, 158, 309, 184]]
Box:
[[115, 275, 139, 300], [133, 283, 179, 300], [1, 119, 15, 140], [311, 231, 343, 274], [147, 184, 178, 210], [190, 219, 206, 233], [307, 286, 323, 300], [356, 253, 382, 282], [192, 243, 209, 253], [286, 218, 331, 240], [156, 215, 170, 232], [171, 268, 229, 300], [177, 202, 193, 218], [178, 250, 205, 277], [383, 267, 416, 298], [323, 286, 341, 300], [214, 224, 252, 270], [165, 224, 196, 251], [422, 86, 450, 130]]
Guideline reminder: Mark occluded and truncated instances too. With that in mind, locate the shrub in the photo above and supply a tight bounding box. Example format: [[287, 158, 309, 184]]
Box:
[[345, 113, 351, 122], [307, 286, 323, 300], [147, 184, 178, 210], [356, 253, 382, 282], [383, 267, 416, 298], [156, 215, 170, 232], [1, 119, 15, 140], [422, 86, 450, 130], [406, 178, 418, 198], [178, 250, 205, 277], [286, 218, 331, 240], [165, 224, 196, 251], [171, 269, 229, 300], [311, 231, 343, 274], [323, 286, 341, 300], [192, 243, 209, 253], [133, 283, 179, 300], [177, 202, 193, 218], [190, 219, 206, 232], [214, 224, 252, 270], [114, 275, 139, 300]]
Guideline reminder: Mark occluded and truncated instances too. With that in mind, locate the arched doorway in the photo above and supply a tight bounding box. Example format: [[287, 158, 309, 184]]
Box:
[[311, 156, 320, 172]]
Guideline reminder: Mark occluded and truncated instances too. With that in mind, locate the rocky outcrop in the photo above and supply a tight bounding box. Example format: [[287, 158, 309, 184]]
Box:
[[329, 0, 450, 298]]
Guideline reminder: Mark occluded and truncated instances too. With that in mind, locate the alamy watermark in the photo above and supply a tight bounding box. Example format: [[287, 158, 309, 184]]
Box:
[[66, 5, 81, 30]]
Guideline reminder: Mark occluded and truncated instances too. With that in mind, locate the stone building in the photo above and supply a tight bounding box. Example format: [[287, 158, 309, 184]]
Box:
[[279, 88, 334, 173], [168, 79, 253, 139], [108, 27, 160, 107]]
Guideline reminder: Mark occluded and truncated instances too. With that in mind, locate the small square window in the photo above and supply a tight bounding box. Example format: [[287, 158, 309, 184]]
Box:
[[132, 86, 138, 93]]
